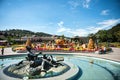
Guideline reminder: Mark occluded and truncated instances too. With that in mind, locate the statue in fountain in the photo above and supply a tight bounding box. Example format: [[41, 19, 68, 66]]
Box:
[[6, 38, 67, 79], [7, 48, 65, 78]]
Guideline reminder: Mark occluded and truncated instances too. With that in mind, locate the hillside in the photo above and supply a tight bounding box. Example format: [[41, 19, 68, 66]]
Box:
[[95, 23, 120, 42], [0, 29, 52, 40], [108, 23, 120, 35], [0, 23, 120, 42]]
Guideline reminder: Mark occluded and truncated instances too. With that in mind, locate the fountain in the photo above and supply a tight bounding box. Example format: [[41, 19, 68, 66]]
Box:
[[3, 44, 71, 79], [5, 51, 68, 79], [1, 52, 120, 80], [1, 38, 118, 80], [1, 38, 79, 80]]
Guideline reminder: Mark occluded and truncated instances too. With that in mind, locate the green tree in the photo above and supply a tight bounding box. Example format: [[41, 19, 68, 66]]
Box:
[[115, 31, 120, 42], [88, 33, 96, 42], [96, 30, 108, 42], [61, 35, 65, 39], [108, 23, 120, 42], [7, 36, 12, 45]]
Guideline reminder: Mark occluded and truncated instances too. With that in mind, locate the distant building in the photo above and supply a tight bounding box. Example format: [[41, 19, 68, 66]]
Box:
[[71, 36, 88, 44], [0, 40, 8, 46], [13, 36, 55, 44]]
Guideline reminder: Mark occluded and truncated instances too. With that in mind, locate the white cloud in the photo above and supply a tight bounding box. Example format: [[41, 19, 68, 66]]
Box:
[[97, 19, 120, 27], [101, 9, 109, 15], [87, 26, 101, 33], [57, 21, 64, 27], [82, 0, 91, 8], [68, 1, 80, 9], [68, 0, 91, 9], [69, 29, 88, 36], [57, 27, 70, 33], [88, 18, 120, 33], [57, 21, 70, 33], [57, 21, 88, 37], [56, 19, 120, 37]]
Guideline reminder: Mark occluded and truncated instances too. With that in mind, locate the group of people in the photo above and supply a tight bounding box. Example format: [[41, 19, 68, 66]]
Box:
[[95, 46, 107, 54]]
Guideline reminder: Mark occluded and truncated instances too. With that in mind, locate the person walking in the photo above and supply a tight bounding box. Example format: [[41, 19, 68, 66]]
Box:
[[1, 47, 4, 55]]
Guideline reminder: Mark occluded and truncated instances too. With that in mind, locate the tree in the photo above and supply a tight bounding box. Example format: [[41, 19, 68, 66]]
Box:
[[96, 30, 108, 42], [60, 35, 65, 39], [7, 36, 12, 45], [108, 23, 120, 42], [115, 31, 120, 42], [88, 33, 96, 42], [4, 32, 8, 37]]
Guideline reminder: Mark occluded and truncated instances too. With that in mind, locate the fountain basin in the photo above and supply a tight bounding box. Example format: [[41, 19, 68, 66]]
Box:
[[0, 62, 79, 80], [0, 54, 120, 80]]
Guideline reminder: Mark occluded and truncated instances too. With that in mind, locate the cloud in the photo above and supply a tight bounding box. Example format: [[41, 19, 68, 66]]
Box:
[[68, 0, 91, 9], [82, 0, 91, 8], [88, 18, 120, 33], [97, 19, 120, 27], [57, 21, 64, 27], [57, 21, 70, 33], [68, 0, 80, 9], [101, 9, 109, 15], [87, 26, 101, 33], [68, 29, 88, 36], [57, 27, 70, 33], [56, 19, 120, 37], [57, 21, 88, 37]]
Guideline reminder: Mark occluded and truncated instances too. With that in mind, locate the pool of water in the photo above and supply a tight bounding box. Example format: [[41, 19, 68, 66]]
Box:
[[0, 54, 120, 80]]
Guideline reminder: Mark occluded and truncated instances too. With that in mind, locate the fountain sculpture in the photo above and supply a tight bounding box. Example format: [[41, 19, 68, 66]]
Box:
[[4, 38, 69, 79], [5, 47, 68, 79]]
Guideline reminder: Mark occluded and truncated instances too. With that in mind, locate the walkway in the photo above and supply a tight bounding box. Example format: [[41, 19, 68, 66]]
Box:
[[0, 47, 120, 62]]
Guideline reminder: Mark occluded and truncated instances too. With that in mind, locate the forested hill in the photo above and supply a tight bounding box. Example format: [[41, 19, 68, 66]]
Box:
[[108, 23, 120, 42], [0, 29, 52, 39], [95, 23, 120, 42], [0, 23, 120, 42], [108, 23, 120, 34]]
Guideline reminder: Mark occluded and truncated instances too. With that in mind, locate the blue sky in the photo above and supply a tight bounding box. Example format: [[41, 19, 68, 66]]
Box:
[[0, 0, 120, 37]]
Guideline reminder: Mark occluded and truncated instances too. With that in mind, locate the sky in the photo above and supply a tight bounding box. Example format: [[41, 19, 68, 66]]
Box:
[[0, 0, 120, 37]]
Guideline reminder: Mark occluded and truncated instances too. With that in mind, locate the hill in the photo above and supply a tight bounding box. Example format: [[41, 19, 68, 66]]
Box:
[[0, 29, 52, 40], [95, 23, 120, 42]]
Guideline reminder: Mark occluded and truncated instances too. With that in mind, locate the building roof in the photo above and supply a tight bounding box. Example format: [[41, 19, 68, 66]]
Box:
[[0, 40, 7, 42]]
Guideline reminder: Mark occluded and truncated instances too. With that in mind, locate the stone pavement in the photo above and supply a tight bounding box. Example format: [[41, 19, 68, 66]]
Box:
[[76, 47, 120, 62], [0, 47, 120, 62]]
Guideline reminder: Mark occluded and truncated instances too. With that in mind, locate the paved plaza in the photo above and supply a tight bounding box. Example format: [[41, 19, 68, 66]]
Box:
[[0, 47, 120, 62]]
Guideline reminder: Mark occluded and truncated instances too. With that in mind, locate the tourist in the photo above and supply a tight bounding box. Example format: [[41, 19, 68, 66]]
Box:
[[1, 47, 4, 55], [98, 48, 103, 54], [103, 46, 106, 53]]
